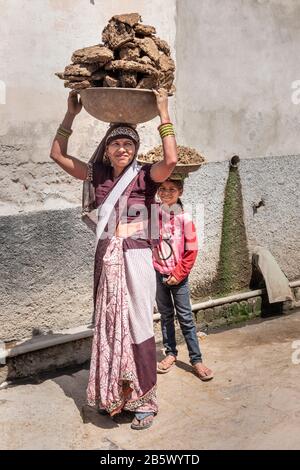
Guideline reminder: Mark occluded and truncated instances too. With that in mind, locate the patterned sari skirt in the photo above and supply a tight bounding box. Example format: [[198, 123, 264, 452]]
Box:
[[86, 236, 158, 415]]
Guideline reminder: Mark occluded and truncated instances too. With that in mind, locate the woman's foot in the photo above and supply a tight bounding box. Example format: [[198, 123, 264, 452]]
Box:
[[157, 355, 176, 374], [192, 363, 214, 381], [131, 412, 154, 430]]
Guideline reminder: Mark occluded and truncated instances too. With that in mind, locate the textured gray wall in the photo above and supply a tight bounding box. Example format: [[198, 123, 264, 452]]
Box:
[[185, 155, 300, 298], [181, 162, 228, 297], [0, 145, 82, 215], [0, 208, 95, 341], [239, 154, 300, 280]]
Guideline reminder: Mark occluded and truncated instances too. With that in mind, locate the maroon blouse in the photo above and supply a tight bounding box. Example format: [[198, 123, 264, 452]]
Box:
[[92, 161, 160, 250]]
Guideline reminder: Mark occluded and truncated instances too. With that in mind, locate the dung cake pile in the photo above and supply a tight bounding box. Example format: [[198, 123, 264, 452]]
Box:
[[139, 146, 205, 165], [55, 13, 175, 93]]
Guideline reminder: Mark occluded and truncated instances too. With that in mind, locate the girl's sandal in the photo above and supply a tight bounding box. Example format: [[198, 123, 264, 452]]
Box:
[[192, 363, 214, 381], [157, 355, 176, 374]]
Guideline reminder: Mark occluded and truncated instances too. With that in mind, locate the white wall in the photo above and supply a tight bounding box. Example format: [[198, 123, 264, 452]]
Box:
[[176, 0, 300, 161]]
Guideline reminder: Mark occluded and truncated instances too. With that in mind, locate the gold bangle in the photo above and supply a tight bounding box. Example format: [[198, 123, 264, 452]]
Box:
[[160, 133, 175, 139], [160, 130, 175, 137], [158, 122, 173, 130], [161, 134, 175, 139], [59, 124, 73, 136], [159, 124, 175, 138], [57, 129, 70, 139], [159, 126, 174, 134], [57, 129, 69, 136], [160, 127, 175, 134], [160, 130, 174, 136]]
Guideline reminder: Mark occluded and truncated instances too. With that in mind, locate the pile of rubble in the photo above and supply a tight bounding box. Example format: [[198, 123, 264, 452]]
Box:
[[139, 145, 206, 165], [55, 13, 175, 93]]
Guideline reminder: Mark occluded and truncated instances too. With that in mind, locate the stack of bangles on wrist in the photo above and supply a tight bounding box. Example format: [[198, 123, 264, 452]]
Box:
[[158, 122, 175, 139], [56, 125, 73, 139]]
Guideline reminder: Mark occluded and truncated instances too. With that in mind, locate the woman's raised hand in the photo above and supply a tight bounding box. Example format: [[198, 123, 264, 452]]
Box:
[[152, 88, 169, 119], [67, 90, 83, 116]]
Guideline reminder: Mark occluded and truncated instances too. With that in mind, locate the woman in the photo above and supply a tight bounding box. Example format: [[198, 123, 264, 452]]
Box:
[[50, 88, 177, 430]]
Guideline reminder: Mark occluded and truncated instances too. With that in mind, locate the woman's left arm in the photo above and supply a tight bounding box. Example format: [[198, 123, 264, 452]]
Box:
[[150, 89, 178, 183]]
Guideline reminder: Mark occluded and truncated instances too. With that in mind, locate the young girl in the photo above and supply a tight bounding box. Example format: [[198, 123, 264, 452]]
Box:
[[153, 178, 214, 380]]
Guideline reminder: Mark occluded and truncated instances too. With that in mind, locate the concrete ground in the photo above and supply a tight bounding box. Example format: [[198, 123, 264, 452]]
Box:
[[0, 311, 300, 450]]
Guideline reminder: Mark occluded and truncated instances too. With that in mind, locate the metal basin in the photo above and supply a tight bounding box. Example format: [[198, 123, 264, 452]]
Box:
[[170, 163, 203, 175], [79, 87, 158, 124]]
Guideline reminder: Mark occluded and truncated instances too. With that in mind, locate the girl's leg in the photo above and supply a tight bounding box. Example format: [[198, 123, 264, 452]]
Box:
[[155, 271, 178, 359], [170, 277, 202, 365]]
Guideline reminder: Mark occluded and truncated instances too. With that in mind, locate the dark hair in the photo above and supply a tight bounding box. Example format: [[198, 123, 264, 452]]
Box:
[[167, 179, 184, 191]]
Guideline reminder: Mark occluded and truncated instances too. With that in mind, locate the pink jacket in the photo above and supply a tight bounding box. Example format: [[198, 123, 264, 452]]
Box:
[[153, 207, 198, 283]]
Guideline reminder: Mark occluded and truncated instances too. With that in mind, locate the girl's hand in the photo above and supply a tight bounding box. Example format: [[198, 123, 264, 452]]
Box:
[[152, 88, 169, 119], [166, 275, 180, 286], [67, 90, 82, 116]]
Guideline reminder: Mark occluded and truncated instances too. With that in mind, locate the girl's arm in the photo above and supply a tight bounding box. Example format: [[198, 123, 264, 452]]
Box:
[[150, 89, 177, 183], [169, 249, 198, 284], [50, 91, 89, 180], [167, 220, 198, 285]]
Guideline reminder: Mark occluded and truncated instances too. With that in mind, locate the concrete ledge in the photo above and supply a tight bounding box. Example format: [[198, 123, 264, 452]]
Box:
[[194, 286, 300, 329], [0, 337, 92, 386]]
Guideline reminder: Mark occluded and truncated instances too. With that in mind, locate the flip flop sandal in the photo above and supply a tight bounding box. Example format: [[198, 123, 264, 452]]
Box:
[[131, 413, 154, 430], [198, 373, 214, 381], [157, 357, 176, 374], [193, 366, 214, 381]]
